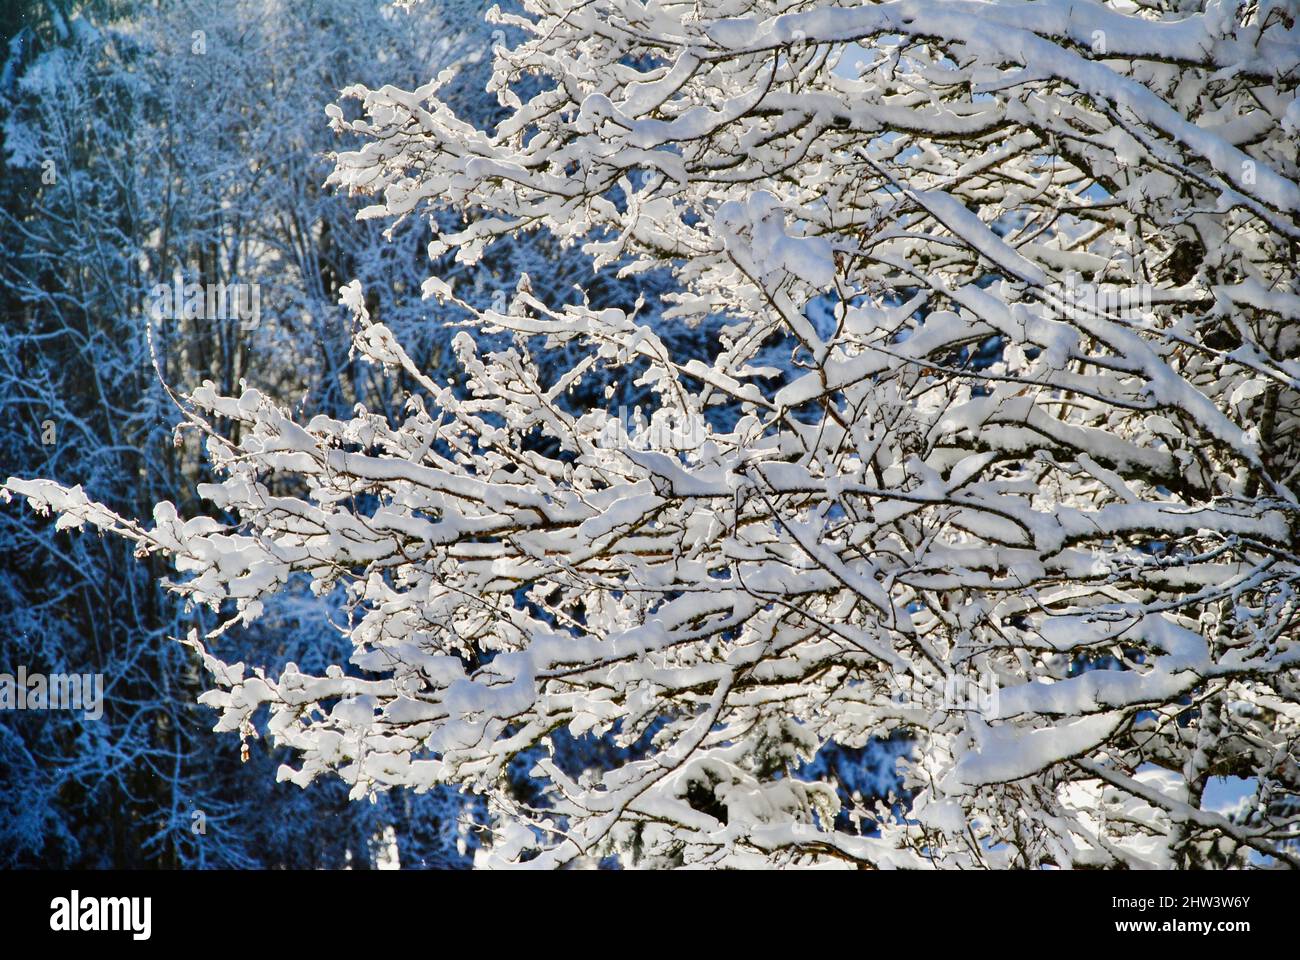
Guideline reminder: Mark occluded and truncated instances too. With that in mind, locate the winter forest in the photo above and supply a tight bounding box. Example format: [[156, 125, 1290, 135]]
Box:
[[1, 0, 1298, 871]]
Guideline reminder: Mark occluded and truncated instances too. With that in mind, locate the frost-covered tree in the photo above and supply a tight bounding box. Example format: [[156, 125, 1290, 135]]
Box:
[[9, 0, 1300, 868], [0, 0, 492, 868]]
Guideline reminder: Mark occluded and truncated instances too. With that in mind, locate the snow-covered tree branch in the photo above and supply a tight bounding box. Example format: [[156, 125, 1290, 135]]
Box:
[[8, 0, 1300, 868]]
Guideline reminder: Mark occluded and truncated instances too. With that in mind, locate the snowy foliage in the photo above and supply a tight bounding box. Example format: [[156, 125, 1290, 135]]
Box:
[[8, 0, 1300, 868]]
